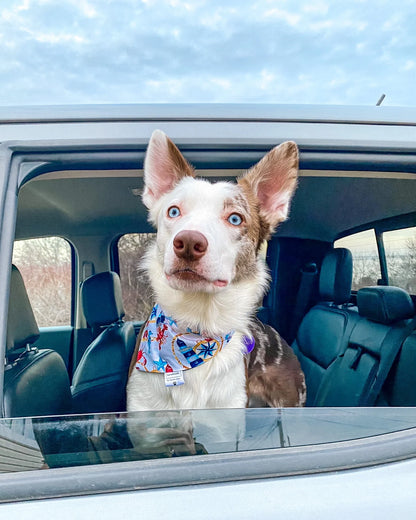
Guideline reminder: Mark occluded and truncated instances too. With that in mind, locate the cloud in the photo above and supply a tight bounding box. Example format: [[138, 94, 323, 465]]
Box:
[[0, 0, 415, 106]]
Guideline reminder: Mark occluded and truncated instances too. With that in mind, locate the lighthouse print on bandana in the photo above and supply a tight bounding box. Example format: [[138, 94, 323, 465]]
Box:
[[135, 304, 234, 374]]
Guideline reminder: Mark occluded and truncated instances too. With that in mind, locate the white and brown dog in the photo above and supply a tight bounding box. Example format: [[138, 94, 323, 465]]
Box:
[[126, 130, 306, 413]]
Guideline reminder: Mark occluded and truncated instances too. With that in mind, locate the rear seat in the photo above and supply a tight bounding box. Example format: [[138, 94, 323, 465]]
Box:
[[382, 331, 416, 406], [292, 248, 360, 405], [314, 286, 416, 406]]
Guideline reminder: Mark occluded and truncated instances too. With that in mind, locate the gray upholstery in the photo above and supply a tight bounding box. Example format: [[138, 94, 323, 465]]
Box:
[[4, 265, 72, 417], [71, 271, 137, 413]]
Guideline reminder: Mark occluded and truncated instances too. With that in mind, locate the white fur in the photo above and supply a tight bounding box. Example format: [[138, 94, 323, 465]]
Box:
[[150, 177, 257, 294], [127, 335, 247, 410]]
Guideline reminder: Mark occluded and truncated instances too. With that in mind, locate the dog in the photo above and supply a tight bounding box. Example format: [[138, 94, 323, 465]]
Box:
[[126, 130, 306, 413]]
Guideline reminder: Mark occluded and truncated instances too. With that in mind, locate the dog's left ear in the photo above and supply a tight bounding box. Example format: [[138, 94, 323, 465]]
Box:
[[239, 141, 299, 231], [142, 130, 195, 209]]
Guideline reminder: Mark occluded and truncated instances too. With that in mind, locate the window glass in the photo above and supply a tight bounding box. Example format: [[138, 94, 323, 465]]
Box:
[[383, 227, 416, 293], [12, 237, 72, 327], [117, 233, 156, 322], [2, 408, 416, 473], [335, 229, 381, 291]]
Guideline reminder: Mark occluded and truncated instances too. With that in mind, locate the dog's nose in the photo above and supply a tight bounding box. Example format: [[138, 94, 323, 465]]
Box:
[[173, 230, 208, 261]]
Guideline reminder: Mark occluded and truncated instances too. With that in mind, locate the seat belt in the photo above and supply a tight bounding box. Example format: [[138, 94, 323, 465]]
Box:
[[289, 262, 318, 342]]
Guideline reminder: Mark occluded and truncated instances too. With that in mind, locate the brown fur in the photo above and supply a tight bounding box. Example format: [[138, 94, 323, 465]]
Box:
[[239, 142, 298, 231], [234, 238, 259, 283], [237, 180, 271, 249], [247, 319, 306, 407], [128, 328, 144, 378], [167, 138, 195, 180]]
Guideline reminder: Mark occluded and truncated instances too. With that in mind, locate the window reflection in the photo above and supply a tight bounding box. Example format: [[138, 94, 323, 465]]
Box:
[[2, 408, 416, 473]]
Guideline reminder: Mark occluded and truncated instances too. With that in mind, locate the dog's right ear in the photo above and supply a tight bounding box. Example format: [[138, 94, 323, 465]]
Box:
[[142, 130, 195, 209]]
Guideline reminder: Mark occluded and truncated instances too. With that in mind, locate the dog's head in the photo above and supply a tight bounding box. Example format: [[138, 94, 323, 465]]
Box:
[[142, 130, 298, 295]]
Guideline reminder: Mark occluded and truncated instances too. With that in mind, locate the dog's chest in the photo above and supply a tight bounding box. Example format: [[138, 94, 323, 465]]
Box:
[[126, 335, 247, 410]]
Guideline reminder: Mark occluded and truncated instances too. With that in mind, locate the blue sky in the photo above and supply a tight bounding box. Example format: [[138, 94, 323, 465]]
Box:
[[1, 0, 415, 106]]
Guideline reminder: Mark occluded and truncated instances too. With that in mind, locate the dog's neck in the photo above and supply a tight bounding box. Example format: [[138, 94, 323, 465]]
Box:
[[135, 303, 235, 374], [143, 244, 269, 337]]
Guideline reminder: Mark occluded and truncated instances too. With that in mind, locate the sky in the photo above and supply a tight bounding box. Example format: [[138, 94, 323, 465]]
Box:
[[1, 0, 416, 106]]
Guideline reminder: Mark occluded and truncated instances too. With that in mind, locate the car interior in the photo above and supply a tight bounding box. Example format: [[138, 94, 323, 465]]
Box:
[[5, 153, 416, 418]]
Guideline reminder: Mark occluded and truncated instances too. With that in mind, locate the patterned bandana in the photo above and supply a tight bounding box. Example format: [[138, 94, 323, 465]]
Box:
[[135, 304, 235, 374]]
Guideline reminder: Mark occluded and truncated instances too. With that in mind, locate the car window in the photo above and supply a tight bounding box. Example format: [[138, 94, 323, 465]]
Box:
[[335, 229, 381, 291], [383, 227, 416, 293], [12, 237, 72, 327], [116, 233, 156, 322], [2, 119, 416, 511], [2, 408, 416, 474]]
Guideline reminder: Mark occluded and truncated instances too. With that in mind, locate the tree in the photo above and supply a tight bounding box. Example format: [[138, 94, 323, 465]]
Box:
[[118, 233, 156, 321], [12, 237, 72, 327]]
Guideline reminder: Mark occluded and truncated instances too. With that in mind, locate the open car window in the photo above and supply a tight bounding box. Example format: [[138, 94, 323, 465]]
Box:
[[2, 408, 416, 473]]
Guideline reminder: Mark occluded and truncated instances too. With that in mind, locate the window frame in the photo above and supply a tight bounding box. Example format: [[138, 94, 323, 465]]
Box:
[[1, 412, 416, 503], [2, 132, 416, 504]]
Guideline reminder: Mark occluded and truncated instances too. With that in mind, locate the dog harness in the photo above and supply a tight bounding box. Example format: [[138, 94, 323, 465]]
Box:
[[135, 304, 235, 378]]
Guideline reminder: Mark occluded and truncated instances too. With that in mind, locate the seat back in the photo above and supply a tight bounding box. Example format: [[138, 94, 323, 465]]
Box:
[[292, 248, 359, 405], [71, 271, 136, 413], [4, 266, 72, 417], [315, 286, 415, 406], [383, 331, 416, 406]]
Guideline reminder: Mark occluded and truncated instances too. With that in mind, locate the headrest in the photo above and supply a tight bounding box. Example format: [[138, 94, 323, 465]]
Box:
[[319, 248, 353, 304], [6, 265, 40, 353], [81, 271, 125, 327], [357, 286, 415, 324]]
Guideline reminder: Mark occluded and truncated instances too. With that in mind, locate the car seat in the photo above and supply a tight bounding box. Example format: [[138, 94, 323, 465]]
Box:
[[71, 271, 137, 413], [4, 265, 72, 417]]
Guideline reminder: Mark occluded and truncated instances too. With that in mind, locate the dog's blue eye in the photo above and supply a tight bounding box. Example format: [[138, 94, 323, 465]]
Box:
[[168, 206, 181, 218], [228, 213, 243, 226]]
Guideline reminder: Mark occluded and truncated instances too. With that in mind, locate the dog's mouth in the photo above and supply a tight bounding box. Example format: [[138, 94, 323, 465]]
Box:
[[167, 269, 228, 288]]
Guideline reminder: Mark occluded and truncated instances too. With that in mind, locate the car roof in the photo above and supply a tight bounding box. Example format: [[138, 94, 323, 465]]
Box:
[[2, 103, 415, 243], [2, 103, 416, 125]]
